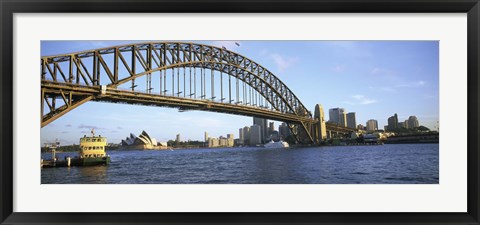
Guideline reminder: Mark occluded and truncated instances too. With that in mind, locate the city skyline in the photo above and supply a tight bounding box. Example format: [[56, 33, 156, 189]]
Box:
[[41, 40, 439, 145]]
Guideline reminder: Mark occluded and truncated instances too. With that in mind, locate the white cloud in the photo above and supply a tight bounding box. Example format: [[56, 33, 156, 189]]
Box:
[[343, 95, 378, 105], [270, 53, 298, 72]]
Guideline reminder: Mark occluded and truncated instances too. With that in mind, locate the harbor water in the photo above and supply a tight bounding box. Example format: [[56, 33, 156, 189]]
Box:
[[41, 143, 439, 184]]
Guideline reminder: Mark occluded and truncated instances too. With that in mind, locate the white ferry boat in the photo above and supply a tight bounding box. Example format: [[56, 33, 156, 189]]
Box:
[[264, 140, 289, 148]]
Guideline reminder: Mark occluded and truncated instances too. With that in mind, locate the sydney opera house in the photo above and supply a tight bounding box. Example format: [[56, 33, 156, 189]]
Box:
[[121, 130, 168, 150]]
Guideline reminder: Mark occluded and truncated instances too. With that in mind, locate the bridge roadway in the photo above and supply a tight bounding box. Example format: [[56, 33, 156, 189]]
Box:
[[42, 81, 314, 125]]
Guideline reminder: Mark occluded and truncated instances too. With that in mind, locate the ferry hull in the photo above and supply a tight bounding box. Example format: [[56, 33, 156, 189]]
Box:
[[42, 156, 110, 168], [76, 157, 110, 166]]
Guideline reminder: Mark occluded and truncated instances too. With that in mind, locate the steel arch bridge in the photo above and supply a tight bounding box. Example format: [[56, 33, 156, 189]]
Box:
[[41, 42, 316, 143]]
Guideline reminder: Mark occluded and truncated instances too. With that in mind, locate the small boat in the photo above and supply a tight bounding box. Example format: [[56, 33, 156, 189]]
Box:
[[264, 140, 289, 148]]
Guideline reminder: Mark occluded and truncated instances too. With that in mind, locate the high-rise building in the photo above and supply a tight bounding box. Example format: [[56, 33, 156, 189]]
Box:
[[398, 122, 407, 128], [279, 122, 291, 138], [346, 112, 357, 129], [314, 104, 327, 142], [176, 134, 181, 143], [366, 119, 378, 131], [253, 117, 268, 143], [249, 124, 262, 145], [227, 134, 234, 147], [204, 131, 208, 142], [408, 116, 419, 128], [387, 113, 399, 131], [329, 108, 347, 127], [268, 122, 275, 135], [243, 126, 250, 144], [357, 124, 365, 130], [239, 128, 244, 141]]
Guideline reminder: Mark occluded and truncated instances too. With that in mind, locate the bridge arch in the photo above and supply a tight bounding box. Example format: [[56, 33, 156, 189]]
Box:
[[41, 42, 315, 143]]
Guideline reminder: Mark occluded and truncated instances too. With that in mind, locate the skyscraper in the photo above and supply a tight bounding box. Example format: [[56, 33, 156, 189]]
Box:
[[329, 108, 347, 127], [387, 113, 399, 131], [346, 112, 357, 129], [204, 131, 208, 142], [249, 124, 262, 146], [227, 134, 234, 147], [239, 128, 244, 142], [268, 122, 275, 135], [366, 119, 378, 131], [176, 134, 181, 143], [253, 117, 268, 143], [408, 116, 419, 128], [279, 122, 291, 138], [243, 126, 250, 145]]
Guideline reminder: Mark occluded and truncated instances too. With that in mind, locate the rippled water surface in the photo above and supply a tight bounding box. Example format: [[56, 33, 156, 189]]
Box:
[[42, 144, 439, 184]]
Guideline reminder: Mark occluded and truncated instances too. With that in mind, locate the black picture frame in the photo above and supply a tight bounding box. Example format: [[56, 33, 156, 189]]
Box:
[[1, 0, 479, 224]]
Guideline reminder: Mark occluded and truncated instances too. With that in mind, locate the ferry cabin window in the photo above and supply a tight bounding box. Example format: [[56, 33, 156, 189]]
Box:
[[92, 139, 96, 142]]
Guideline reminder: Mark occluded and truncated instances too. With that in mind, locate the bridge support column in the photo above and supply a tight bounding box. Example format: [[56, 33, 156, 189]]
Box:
[[314, 104, 327, 144]]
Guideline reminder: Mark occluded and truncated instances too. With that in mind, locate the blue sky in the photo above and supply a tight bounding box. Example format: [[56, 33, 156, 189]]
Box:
[[41, 41, 439, 145]]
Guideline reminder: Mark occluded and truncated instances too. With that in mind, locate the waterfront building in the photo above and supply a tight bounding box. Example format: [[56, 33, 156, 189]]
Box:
[[278, 122, 291, 138], [408, 116, 419, 128], [404, 120, 409, 129], [314, 104, 327, 142], [204, 131, 208, 142], [346, 112, 357, 129], [387, 113, 399, 131], [219, 136, 228, 147], [227, 134, 234, 147], [253, 117, 268, 143], [268, 122, 275, 135], [208, 134, 234, 148], [329, 108, 347, 127], [357, 124, 366, 130], [239, 128, 244, 142], [176, 134, 181, 143], [208, 137, 219, 147], [249, 124, 262, 145], [234, 139, 242, 146], [243, 126, 250, 145], [366, 119, 378, 131]]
